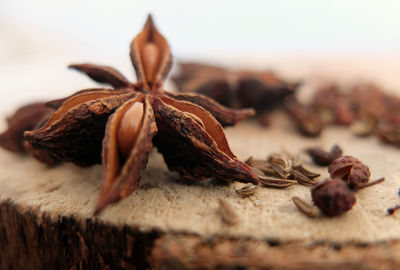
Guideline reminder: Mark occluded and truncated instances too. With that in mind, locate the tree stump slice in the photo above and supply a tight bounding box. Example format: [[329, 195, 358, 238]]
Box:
[[1, 56, 400, 269]]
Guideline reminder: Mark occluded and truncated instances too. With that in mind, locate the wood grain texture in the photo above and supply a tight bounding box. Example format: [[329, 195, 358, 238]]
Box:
[[1, 56, 400, 269]]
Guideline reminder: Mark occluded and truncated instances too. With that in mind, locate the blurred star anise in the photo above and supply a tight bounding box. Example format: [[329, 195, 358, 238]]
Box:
[[172, 62, 300, 125], [21, 15, 258, 214]]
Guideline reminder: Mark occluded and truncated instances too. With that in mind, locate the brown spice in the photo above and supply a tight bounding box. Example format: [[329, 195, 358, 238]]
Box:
[[172, 62, 300, 126], [218, 198, 239, 225], [311, 83, 400, 148], [387, 205, 400, 215], [0, 102, 60, 165], [0, 102, 55, 153], [246, 152, 320, 187], [235, 184, 258, 198], [311, 178, 356, 216], [19, 15, 258, 215], [292, 196, 319, 218], [328, 155, 384, 190], [284, 96, 323, 137], [306, 145, 343, 166]]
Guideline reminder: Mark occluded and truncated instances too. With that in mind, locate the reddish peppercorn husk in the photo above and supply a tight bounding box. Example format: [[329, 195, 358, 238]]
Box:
[[311, 178, 356, 216]]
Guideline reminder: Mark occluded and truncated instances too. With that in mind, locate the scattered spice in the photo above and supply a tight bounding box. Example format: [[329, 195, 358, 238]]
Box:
[[235, 184, 258, 198], [328, 155, 385, 190], [0, 102, 53, 152], [173, 62, 400, 150], [311, 83, 400, 148], [387, 205, 400, 215], [252, 167, 298, 188], [0, 102, 60, 165], [284, 96, 323, 137], [292, 153, 386, 218], [292, 196, 319, 218], [311, 178, 356, 216], [172, 62, 300, 126], [306, 145, 343, 166], [9, 15, 258, 215], [387, 189, 400, 215], [218, 198, 239, 225], [246, 152, 320, 188]]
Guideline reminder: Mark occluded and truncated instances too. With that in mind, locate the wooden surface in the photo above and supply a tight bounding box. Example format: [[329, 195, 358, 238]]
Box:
[[1, 119, 400, 241], [1, 56, 400, 269], [1, 118, 400, 269]]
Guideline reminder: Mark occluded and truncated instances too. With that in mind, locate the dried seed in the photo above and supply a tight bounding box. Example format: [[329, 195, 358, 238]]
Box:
[[293, 165, 320, 179], [117, 102, 144, 158], [246, 151, 320, 188], [258, 175, 297, 188], [292, 196, 319, 218], [306, 144, 343, 166], [218, 198, 239, 225], [247, 159, 281, 177], [289, 170, 317, 186], [268, 154, 292, 178], [236, 184, 258, 197], [284, 96, 323, 137], [252, 166, 297, 188], [387, 205, 400, 215]]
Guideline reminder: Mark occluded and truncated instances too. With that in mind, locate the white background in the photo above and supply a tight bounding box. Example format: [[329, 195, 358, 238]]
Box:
[[1, 0, 400, 116]]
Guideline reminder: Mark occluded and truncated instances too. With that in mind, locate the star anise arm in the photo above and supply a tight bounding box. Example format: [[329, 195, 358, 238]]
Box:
[[24, 89, 137, 166], [151, 95, 258, 184], [0, 102, 55, 152], [95, 95, 157, 214], [165, 91, 255, 126], [69, 63, 132, 89], [130, 15, 172, 90], [46, 88, 108, 109]]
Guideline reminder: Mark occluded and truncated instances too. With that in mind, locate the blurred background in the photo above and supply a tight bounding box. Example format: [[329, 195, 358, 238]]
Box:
[[1, 0, 400, 116]]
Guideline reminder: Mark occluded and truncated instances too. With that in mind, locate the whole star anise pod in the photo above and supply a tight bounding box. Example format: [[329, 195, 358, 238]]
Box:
[[23, 15, 258, 214], [172, 62, 300, 125]]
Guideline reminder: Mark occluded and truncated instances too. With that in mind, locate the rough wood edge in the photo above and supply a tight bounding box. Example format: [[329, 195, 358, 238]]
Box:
[[1, 200, 400, 269]]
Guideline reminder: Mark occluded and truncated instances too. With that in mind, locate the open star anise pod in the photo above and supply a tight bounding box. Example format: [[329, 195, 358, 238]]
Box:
[[23, 15, 258, 214], [172, 62, 300, 125]]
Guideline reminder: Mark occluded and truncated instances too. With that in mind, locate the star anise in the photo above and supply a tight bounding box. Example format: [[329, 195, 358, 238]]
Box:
[[0, 102, 60, 165], [172, 62, 300, 125], [23, 15, 258, 214]]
